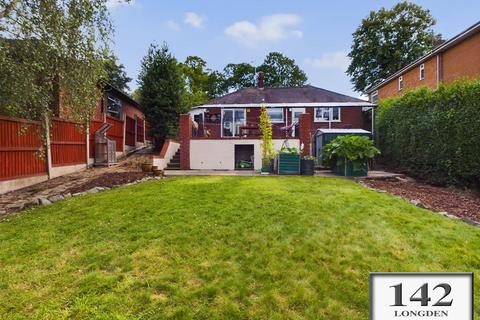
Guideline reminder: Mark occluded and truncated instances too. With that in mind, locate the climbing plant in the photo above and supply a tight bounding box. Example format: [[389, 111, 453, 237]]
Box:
[[259, 106, 274, 167]]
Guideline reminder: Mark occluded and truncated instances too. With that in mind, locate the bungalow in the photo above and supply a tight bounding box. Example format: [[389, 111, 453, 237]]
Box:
[[367, 21, 480, 102], [176, 73, 375, 171]]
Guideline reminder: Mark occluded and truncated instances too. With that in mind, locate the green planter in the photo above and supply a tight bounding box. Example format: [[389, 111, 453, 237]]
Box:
[[277, 153, 300, 175], [334, 158, 368, 177]]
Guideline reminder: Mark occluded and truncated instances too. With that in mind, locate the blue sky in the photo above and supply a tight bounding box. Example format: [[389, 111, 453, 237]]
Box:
[[107, 0, 480, 97]]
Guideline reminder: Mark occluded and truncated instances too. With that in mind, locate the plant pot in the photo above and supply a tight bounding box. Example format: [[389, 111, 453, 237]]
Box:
[[141, 163, 153, 172], [277, 153, 300, 175], [152, 169, 163, 176], [300, 159, 314, 176], [151, 166, 158, 171], [261, 165, 270, 175], [269, 158, 275, 173], [334, 158, 368, 177]]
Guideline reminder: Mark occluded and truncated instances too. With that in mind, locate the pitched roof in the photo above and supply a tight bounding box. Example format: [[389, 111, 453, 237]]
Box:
[[366, 20, 480, 93], [201, 85, 367, 106]]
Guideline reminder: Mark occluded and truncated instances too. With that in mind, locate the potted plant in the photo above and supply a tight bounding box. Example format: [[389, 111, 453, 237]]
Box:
[[277, 146, 301, 175], [259, 106, 274, 175], [141, 158, 153, 172], [322, 135, 380, 177], [300, 156, 315, 176]]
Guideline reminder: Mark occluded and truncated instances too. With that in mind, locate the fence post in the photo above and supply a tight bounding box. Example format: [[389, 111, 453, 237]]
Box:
[[122, 113, 126, 154], [85, 123, 90, 167], [44, 116, 53, 179]]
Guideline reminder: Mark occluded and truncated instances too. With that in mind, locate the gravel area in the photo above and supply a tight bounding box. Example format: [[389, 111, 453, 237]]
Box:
[[364, 178, 480, 224], [0, 154, 157, 217]]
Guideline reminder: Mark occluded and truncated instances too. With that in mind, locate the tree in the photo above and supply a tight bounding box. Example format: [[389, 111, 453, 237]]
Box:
[[347, 1, 437, 93], [138, 43, 186, 148], [258, 52, 307, 87], [223, 63, 256, 91], [0, 0, 112, 123], [104, 55, 132, 92]]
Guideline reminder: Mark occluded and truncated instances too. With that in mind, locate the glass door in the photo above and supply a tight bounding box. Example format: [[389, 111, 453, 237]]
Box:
[[222, 109, 245, 137]]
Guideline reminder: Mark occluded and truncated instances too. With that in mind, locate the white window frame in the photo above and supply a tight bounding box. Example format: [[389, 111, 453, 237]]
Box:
[[314, 107, 341, 122], [419, 63, 425, 80], [220, 108, 246, 138], [371, 90, 378, 103], [266, 107, 284, 123], [398, 76, 404, 91], [290, 108, 305, 137]]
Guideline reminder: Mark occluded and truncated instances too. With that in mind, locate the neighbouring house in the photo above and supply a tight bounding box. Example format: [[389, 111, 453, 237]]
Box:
[[367, 21, 480, 103], [174, 73, 375, 171]]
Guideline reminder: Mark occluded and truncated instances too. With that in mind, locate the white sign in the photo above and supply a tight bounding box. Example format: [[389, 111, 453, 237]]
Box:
[[370, 273, 473, 320]]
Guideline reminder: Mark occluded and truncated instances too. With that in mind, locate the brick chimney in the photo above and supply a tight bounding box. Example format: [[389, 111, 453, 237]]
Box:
[[258, 72, 265, 89]]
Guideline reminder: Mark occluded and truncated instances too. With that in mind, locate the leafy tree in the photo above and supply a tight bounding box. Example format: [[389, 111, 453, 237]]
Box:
[[223, 63, 256, 90], [347, 1, 437, 93], [138, 43, 186, 148], [205, 70, 228, 99], [104, 54, 132, 92], [0, 0, 112, 123], [258, 52, 307, 87]]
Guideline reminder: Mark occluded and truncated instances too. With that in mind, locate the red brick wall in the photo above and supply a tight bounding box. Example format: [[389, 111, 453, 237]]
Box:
[[179, 114, 192, 169], [442, 32, 480, 84], [298, 113, 312, 156], [371, 31, 480, 102]]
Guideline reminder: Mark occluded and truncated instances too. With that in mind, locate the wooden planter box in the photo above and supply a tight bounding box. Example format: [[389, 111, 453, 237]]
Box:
[[277, 154, 300, 175]]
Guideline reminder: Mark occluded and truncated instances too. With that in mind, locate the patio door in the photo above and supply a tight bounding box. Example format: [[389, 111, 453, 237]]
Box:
[[291, 108, 305, 137], [222, 109, 245, 137]]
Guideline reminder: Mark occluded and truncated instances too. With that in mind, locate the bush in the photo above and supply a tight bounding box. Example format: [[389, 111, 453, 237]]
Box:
[[323, 135, 380, 166], [376, 79, 480, 187]]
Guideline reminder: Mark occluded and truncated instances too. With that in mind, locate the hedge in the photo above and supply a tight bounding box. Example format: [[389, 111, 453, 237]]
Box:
[[376, 79, 480, 187]]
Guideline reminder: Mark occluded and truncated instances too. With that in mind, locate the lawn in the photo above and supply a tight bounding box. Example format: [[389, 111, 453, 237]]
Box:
[[0, 176, 479, 319]]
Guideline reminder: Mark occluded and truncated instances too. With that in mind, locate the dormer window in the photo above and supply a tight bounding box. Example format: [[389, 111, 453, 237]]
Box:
[[420, 64, 425, 80], [398, 76, 404, 91]]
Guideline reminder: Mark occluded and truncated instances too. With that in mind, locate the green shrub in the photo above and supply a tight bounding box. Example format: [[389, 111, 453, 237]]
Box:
[[323, 135, 380, 167], [376, 79, 480, 187]]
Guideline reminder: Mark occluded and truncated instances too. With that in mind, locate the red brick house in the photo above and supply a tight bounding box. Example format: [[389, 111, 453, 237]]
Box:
[[367, 21, 480, 102], [178, 76, 374, 171]]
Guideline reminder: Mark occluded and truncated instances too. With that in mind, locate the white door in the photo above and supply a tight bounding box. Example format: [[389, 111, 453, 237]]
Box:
[[291, 108, 305, 137]]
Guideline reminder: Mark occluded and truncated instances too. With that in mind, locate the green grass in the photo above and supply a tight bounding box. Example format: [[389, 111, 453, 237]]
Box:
[[0, 177, 479, 319]]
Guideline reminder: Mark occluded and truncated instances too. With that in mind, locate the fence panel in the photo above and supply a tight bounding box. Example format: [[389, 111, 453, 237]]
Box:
[[125, 116, 135, 147], [106, 116, 124, 152], [0, 116, 46, 180], [51, 118, 86, 167], [89, 120, 104, 158], [136, 118, 144, 143]]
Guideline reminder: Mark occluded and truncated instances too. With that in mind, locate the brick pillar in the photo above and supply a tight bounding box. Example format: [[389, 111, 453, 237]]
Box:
[[298, 112, 313, 157], [179, 114, 192, 170]]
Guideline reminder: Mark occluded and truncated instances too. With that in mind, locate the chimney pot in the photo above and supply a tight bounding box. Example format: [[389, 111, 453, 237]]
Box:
[[258, 72, 265, 89]]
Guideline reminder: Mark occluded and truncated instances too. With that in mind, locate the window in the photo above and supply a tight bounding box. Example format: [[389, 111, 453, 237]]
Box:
[[398, 76, 404, 91], [371, 90, 378, 103], [107, 95, 122, 118], [266, 107, 284, 123], [419, 64, 425, 80], [222, 109, 245, 137], [314, 107, 341, 122]]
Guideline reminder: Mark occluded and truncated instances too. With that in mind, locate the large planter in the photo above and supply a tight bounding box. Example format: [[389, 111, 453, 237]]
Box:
[[334, 157, 368, 177], [277, 153, 300, 175], [300, 159, 314, 176]]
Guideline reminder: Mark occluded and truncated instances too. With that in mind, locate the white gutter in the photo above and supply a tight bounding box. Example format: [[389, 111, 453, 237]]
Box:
[[192, 102, 375, 109]]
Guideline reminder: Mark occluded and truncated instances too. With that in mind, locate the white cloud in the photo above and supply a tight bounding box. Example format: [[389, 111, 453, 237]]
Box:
[[304, 51, 350, 72], [224, 14, 303, 47], [106, 0, 135, 10], [184, 12, 205, 29], [165, 20, 181, 32]]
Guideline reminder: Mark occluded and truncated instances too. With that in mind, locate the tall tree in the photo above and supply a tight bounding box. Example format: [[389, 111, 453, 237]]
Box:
[[258, 52, 307, 87], [104, 54, 132, 92], [138, 43, 185, 148], [347, 1, 437, 93], [223, 63, 256, 91], [0, 0, 113, 123]]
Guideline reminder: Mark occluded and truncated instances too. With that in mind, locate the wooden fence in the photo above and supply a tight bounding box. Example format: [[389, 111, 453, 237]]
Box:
[[0, 114, 149, 185], [0, 116, 46, 181], [51, 118, 86, 167], [125, 116, 136, 147], [136, 116, 144, 142], [106, 116, 124, 152]]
